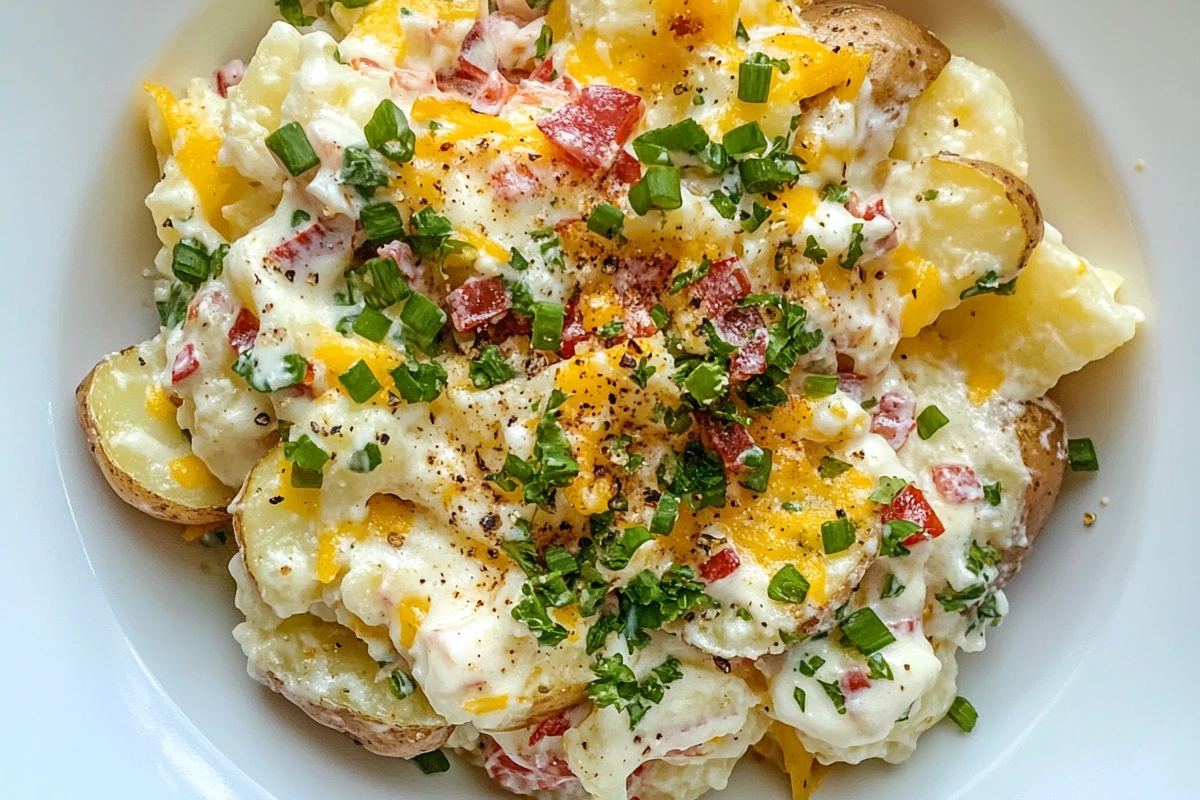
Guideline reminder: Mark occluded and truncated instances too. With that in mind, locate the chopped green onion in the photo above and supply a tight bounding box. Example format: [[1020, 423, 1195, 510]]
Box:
[[650, 305, 669, 329], [353, 256, 411, 309], [916, 405, 949, 440], [947, 696, 978, 732], [283, 434, 329, 473], [803, 235, 827, 264], [364, 98, 415, 164], [407, 207, 454, 261], [869, 476, 907, 504], [740, 202, 771, 233], [1067, 438, 1099, 472], [821, 517, 856, 554], [650, 493, 680, 535], [923, 189, 939, 201], [983, 482, 1002, 506], [820, 182, 849, 203], [632, 119, 712, 165], [960, 269, 1018, 300], [531, 301, 565, 352], [738, 59, 773, 103], [400, 293, 447, 350], [722, 122, 768, 157], [508, 248, 529, 273], [840, 607, 895, 655], [683, 362, 728, 405], [597, 319, 625, 338], [818, 680, 847, 714], [360, 202, 405, 241], [340, 144, 389, 198], [413, 749, 451, 774], [881, 572, 905, 599], [266, 121, 320, 176], [276, 0, 315, 27], [796, 655, 825, 677], [738, 155, 800, 194], [535, 24, 553, 59], [338, 360, 383, 403], [767, 564, 810, 604], [709, 190, 738, 220], [817, 456, 852, 480], [157, 281, 193, 329], [349, 442, 382, 473], [171, 239, 212, 286], [352, 306, 393, 342], [469, 345, 518, 389], [390, 360, 448, 404], [793, 686, 806, 712], [840, 223, 865, 269], [587, 203, 625, 239], [692, 94, 704, 106], [735, 18, 749, 42], [880, 520, 919, 558], [668, 257, 711, 294], [290, 209, 311, 227], [290, 465, 323, 489], [804, 374, 839, 399], [739, 447, 772, 493], [867, 653, 894, 681], [388, 668, 414, 698], [629, 165, 683, 215]]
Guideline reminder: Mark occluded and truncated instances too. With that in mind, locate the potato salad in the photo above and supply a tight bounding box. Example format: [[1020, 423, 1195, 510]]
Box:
[[76, 0, 1142, 798]]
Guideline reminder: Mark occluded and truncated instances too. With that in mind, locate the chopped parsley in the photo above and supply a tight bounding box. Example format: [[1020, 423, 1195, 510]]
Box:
[[767, 564, 810, 604], [840, 223, 865, 269], [881, 572, 905, 599], [802, 235, 828, 264], [869, 476, 907, 505], [469, 345, 518, 389], [916, 405, 950, 439], [339, 144, 389, 198], [587, 654, 683, 730], [657, 440, 728, 510], [817, 456, 852, 480], [983, 482, 1002, 506], [960, 269, 1018, 300], [818, 679, 847, 715], [487, 390, 579, 510]]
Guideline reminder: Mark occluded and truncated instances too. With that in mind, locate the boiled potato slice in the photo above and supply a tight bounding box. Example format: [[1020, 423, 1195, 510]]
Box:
[[233, 557, 452, 758], [1001, 400, 1066, 587], [884, 153, 1043, 338], [891, 55, 1030, 178], [76, 337, 234, 524], [911, 224, 1141, 402], [800, 1, 951, 117]]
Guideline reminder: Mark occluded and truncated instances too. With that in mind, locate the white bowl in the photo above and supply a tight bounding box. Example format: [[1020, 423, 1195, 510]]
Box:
[[3, 0, 1197, 796]]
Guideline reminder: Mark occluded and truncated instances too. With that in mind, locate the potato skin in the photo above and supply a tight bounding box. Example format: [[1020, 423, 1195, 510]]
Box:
[[935, 152, 1046, 273], [252, 667, 453, 758], [76, 347, 231, 525], [999, 399, 1066, 586], [801, 1, 951, 115]]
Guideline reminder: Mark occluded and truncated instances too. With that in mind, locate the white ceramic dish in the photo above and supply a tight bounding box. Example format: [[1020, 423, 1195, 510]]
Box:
[[1, 0, 1197, 796]]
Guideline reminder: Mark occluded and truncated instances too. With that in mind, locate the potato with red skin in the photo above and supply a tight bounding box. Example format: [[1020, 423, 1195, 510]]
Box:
[[998, 400, 1066, 587]]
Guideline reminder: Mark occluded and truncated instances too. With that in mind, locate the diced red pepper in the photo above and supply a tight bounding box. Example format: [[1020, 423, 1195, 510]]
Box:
[[840, 668, 871, 695], [697, 413, 756, 471], [607, 150, 642, 187], [700, 548, 742, 582], [837, 372, 867, 401], [171, 344, 200, 383], [266, 223, 350, 268], [527, 713, 571, 747], [447, 277, 511, 332], [227, 308, 260, 355], [931, 464, 984, 504], [536, 85, 645, 172], [490, 161, 541, 201], [691, 256, 750, 317], [882, 485, 946, 546], [436, 57, 490, 96], [483, 739, 578, 794]]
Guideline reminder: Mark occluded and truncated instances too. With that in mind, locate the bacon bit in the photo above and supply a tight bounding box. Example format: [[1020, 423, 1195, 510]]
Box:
[[527, 714, 571, 747], [698, 413, 756, 471], [186, 287, 230, 323], [478, 311, 533, 344], [447, 277, 510, 332], [621, 302, 658, 339], [669, 14, 702, 37], [171, 344, 200, 383], [536, 85, 645, 172], [840, 668, 871, 695], [436, 57, 490, 96], [495, 0, 548, 23], [871, 391, 916, 450], [227, 308, 260, 355], [471, 71, 518, 115], [266, 223, 348, 268], [614, 254, 675, 295], [490, 161, 541, 201], [483, 739, 578, 794], [215, 59, 245, 98], [729, 329, 768, 382], [845, 191, 867, 218], [931, 465, 984, 504], [862, 197, 891, 222], [889, 617, 919, 635], [607, 150, 642, 188], [528, 55, 557, 83], [714, 306, 764, 346], [877, 229, 901, 253], [700, 548, 741, 582], [692, 256, 750, 317], [350, 57, 384, 71], [837, 372, 867, 401], [882, 485, 946, 546], [559, 296, 589, 358], [391, 68, 438, 94]]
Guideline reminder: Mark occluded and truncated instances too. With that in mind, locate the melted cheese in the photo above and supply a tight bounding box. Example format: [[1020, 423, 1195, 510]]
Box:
[[168, 454, 218, 489]]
